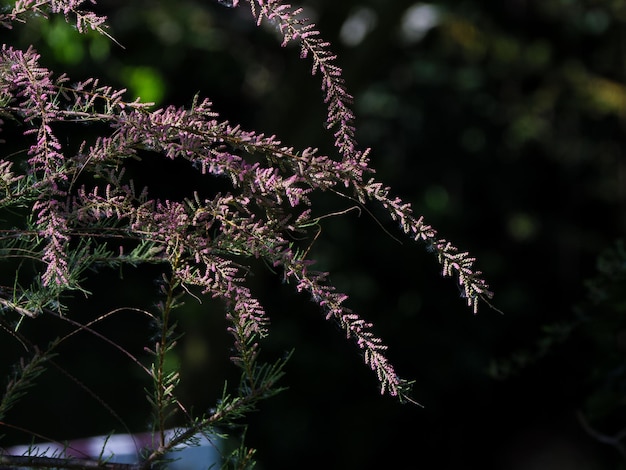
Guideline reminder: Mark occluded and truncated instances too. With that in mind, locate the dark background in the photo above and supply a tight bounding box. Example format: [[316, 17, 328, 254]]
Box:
[[2, 0, 626, 468]]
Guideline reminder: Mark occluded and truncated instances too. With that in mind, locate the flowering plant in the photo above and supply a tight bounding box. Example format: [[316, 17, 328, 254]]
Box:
[[0, 0, 492, 467]]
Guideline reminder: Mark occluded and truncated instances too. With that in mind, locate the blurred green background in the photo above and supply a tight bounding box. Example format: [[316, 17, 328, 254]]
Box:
[[2, 0, 626, 468]]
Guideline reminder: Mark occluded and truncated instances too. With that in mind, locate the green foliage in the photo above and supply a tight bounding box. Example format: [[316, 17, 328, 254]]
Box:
[[0, 344, 52, 421]]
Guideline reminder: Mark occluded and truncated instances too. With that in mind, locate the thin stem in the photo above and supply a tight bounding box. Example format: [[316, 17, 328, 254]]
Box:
[[152, 249, 182, 450], [0, 454, 143, 470]]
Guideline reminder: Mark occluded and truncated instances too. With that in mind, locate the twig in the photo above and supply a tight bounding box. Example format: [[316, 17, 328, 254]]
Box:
[[577, 410, 626, 459], [0, 454, 142, 470]]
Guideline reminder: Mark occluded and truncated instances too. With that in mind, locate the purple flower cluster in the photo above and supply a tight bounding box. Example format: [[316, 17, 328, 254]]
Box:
[[0, 0, 492, 405], [3, 0, 107, 33], [248, 0, 357, 159]]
